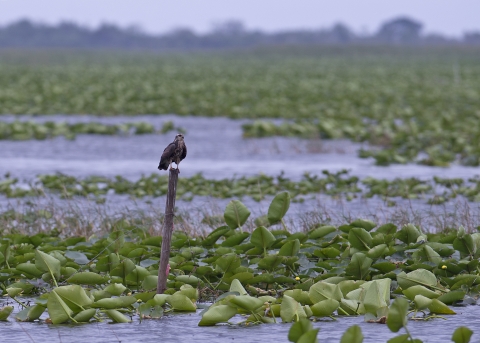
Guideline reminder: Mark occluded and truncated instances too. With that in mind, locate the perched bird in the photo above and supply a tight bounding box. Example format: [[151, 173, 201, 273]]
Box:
[[158, 133, 187, 172]]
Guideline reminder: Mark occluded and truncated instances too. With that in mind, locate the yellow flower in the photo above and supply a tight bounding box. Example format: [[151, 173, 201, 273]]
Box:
[[442, 265, 447, 270], [295, 276, 300, 281]]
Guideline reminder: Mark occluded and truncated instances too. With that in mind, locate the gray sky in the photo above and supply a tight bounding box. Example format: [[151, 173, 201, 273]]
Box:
[[0, 0, 479, 37]]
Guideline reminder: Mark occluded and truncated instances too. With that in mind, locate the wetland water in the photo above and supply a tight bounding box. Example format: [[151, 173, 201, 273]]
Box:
[[1, 115, 480, 342]]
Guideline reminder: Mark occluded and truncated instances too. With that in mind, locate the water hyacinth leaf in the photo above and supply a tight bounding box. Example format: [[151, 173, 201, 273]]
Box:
[[309, 281, 343, 303], [363, 281, 388, 315], [340, 325, 363, 343], [279, 239, 301, 257], [105, 310, 131, 323], [166, 293, 197, 311], [413, 295, 432, 310], [345, 253, 372, 280], [396, 224, 421, 244], [179, 284, 199, 300], [142, 275, 158, 290], [110, 258, 136, 278], [202, 226, 230, 247], [402, 285, 440, 300], [427, 299, 456, 314], [224, 200, 250, 231], [310, 298, 339, 317], [268, 191, 290, 225], [104, 283, 127, 296], [6, 287, 23, 297], [96, 253, 120, 272], [387, 297, 409, 333], [64, 251, 90, 265], [453, 235, 476, 256], [0, 306, 13, 321], [216, 254, 241, 274], [281, 295, 307, 323], [348, 228, 372, 251], [420, 245, 442, 264], [15, 305, 46, 322], [251, 226, 276, 254], [452, 327, 473, 343], [229, 295, 264, 313], [35, 249, 61, 282], [350, 219, 376, 231], [221, 232, 250, 247], [47, 291, 74, 324], [226, 272, 254, 284], [175, 275, 201, 287], [258, 255, 284, 271], [284, 289, 312, 305], [16, 263, 44, 278], [198, 305, 237, 326], [229, 279, 247, 295], [366, 244, 388, 259], [437, 290, 465, 305], [288, 318, 313, 342], [309, 225, 336, 239], [73, 308, 97, 322], [67, 272, 109, 285], [92, 296, 136, 309], [296, 329, 319, 343], [397, 269, 437, 290], [53, 285, 94, 312]]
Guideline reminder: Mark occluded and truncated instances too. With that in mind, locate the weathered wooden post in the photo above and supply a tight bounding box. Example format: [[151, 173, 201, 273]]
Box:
[[157, 168, 179, 294]]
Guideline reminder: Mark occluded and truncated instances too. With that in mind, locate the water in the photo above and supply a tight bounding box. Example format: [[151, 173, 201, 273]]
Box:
[[1, 304, 479, 343], [1, 115, 480, 341]]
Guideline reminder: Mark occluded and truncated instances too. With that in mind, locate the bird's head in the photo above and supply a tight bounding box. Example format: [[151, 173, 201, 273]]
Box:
[[175, 133, 185, 141]]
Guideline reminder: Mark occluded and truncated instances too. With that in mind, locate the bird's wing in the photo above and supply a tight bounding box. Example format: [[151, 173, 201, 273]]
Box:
[[161, 142, 176, 160], [181, 144, 187, 160]]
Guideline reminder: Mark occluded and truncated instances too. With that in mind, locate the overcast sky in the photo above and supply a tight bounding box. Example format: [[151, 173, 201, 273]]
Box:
[[0, 0, 479, 37]]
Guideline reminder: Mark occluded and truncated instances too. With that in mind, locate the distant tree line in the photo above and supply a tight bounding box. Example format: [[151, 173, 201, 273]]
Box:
[[0, 17, 479, 49]]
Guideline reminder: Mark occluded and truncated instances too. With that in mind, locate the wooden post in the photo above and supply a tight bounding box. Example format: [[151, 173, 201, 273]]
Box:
[[157, 169, 179, 294]]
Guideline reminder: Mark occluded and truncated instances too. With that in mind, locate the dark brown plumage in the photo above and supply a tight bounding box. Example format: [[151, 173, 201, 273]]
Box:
[[158, 134, 187, 172]]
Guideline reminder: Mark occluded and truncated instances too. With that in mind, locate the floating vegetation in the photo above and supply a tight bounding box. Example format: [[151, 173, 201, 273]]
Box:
[[1, 170, 479, 205], [1, 48, 480, 166], [0, 193, 477, 343], [0, 120, 187, 140]]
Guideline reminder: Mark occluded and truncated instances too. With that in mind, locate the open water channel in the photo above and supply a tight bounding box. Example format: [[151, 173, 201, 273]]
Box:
[[1, 115, 480, 342]]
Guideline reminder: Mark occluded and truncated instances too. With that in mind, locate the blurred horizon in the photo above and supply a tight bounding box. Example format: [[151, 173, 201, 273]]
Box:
[[0, 0, 479, 38]]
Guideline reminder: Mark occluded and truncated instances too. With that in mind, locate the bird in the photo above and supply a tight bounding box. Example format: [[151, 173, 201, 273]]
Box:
[[158, 133, 187, 172]]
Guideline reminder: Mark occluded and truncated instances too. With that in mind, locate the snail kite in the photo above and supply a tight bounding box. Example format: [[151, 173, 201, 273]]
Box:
[[158, 133, 187, 172]]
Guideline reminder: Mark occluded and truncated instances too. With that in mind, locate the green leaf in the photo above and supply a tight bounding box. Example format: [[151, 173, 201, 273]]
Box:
[[166, 293, 197, 311], [348, 228, 372, 250], [104, 283, 127, 296], [297, 329, 319, 343], [73, 309, 97, 322], [397, 269, 437, 290], [452, 327, 473, 343], [215, 254, 241, 274], [279, 239, 301, 257], [309, 281, 343, 303], [340, 325, 363, 343], [0, 306, 13, 321], [310, 298, 339, 317], [345, 253, 372, 280], [268, 191, 290, 224], [110, 258, 136, 278], [309, 225, 336, 239], [221, 232, 250, 247], [53, 285, 94, 312], [224, 200, 251, 231], [288, 318, 313, 342], [403, 285, 440, 300], [351, 219, 376, 231], [251, 226, 276, 251], [363, 281, 388, 315], [396, 224, 421, 244], [229, 279, 247, 295], [67, 272, 109, 285], [198, 305, 237, 326], [366, 244, 387, 259], [281, 295, 307, 322], [229, 295, 264, 313], [175, 275, 201, 287], [413, 295, 432, 310], [387, 334, 410, 343], [428, 299, 456, 314], [15, 305, 46, 322], [92, 296, 136, 309], [35, 250, 61, 284], [387, 297, 409, 333], [105, 309, 130, 323], [6, 287, 23, 297], [47, 291, 74, 324]]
